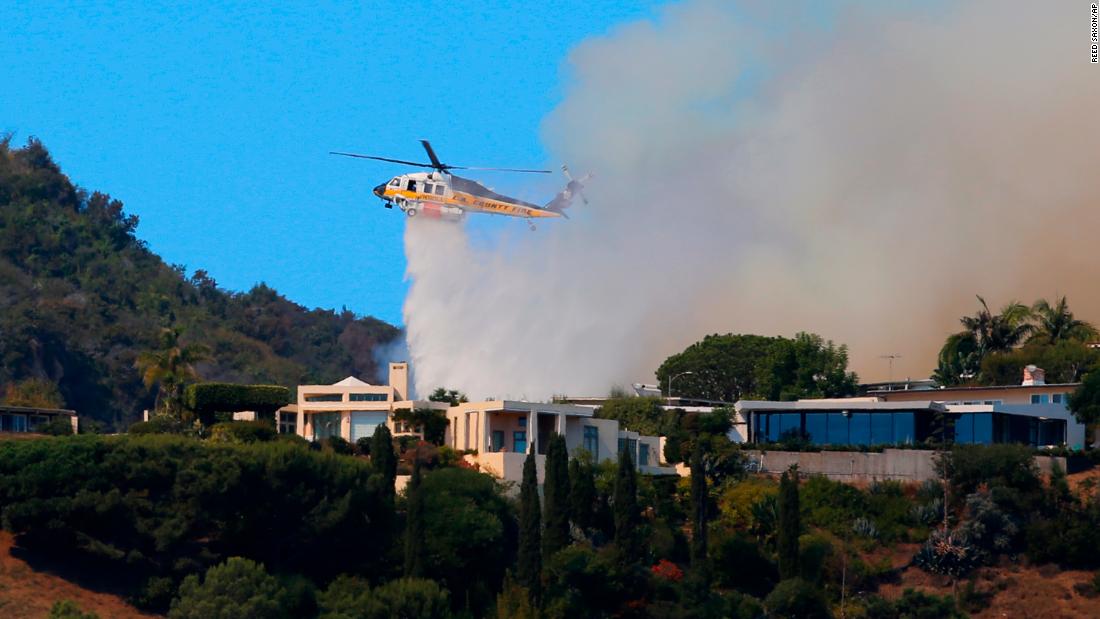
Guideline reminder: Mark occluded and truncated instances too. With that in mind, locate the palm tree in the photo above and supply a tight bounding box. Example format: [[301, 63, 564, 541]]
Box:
[[959, 296, 1034, 355], [1029, 296, 1098, 345], [136, 327, 209, 418]]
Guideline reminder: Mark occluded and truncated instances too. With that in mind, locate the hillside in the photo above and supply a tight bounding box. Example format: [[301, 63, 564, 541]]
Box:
[[0, 136, 400, 428]]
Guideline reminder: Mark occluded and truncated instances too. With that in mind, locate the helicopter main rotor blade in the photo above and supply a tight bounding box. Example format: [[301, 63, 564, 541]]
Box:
[[419, 140, 445, 170], [329, 152, 433, 167], [453, 166, 552, 174]]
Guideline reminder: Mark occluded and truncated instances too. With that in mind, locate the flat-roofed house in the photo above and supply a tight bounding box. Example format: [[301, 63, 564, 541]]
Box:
[[446, 400, 675, 483], [0, 405, 78, 434], [293, 362, 448, 443]]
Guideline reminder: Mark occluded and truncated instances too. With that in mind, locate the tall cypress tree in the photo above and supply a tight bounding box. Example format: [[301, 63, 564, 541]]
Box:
[[613, 448, 641, 562], [517, 450, 542, 602], [403, 449, 425, 578], [689, 440, 709, 582], [372, 424, 397, 503], [777, 468, 801, 580], [542, 433, 571, 559], [568, 458, 596, 532]]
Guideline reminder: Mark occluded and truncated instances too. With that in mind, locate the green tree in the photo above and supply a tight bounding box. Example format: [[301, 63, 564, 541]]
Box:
[[757, 332, 859, 400], [48, 600, 99, 619], [595, 396, 672, 436], [568, 457, 597, 532], [393, 408, 449, 445], [1029, 296, 1097, 345], [777, 470, 801, 580], [612, 448, 641, 562], [135, 326, 209, 419], [317, 575, 451, 619], [2, 377, 64, 408], [517, 450, 542, 602], [169, 557, 289, 619], [404, 452, 426, 578], [1070, 370, 1100, 425], [764, 578, 831, 619], [689, 441, 708, 578], [937, 296, 1035, 385], [933, 332, 981, 386], [372, 424, 398, 503], [656, 333, 780, 402], [543, 433, 571, 560], [428, 387, 468, 406]]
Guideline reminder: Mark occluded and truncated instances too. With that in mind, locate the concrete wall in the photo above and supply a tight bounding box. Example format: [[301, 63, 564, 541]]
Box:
[[746, 448, 1068, 483]]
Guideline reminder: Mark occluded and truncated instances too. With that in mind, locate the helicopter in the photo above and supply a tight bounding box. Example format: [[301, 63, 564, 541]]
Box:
[[331, 140, 588, 230]]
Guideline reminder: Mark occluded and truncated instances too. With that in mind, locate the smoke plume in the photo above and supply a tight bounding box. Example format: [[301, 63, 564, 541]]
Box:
[[403, 1, 1100, 399]]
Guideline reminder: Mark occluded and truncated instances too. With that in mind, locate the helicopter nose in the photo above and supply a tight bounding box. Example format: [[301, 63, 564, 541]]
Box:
[[373, 183, 386, 198]]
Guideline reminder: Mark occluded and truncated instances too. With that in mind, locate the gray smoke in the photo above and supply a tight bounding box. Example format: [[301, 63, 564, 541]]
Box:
[[403, 1, 1100, 399]]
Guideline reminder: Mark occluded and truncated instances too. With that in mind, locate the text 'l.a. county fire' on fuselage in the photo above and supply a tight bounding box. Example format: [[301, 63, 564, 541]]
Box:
[[331, 140, 588, 230]]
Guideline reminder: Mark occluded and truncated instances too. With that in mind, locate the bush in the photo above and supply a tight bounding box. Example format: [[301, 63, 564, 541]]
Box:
[[863, 588, 964, 619], [763, 578, 831, 619], [48, 600, 99, 619], [209, 420, 277, 444], [710, 533, 777, 597], [184, 383, 290, 425], [169, 557, 289, 619], [939, 444, 1042, 515], [718, 477, 778, 531], [318, 575, 451, 619], [322, 436, 355, 455], [36, 417, 75, 436], [128, 415, 185, 435], [798, 533, 834, 585], [356, 437, 372, 456], [0, 435, 392, 611]]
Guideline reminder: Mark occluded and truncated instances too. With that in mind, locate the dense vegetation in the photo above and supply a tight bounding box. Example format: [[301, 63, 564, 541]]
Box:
[[934, 295, 1099, 387], [0, 137, 399, 428], [655, 332, 859, 402]]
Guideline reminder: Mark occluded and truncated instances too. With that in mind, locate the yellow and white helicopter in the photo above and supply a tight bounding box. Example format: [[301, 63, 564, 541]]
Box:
[[331, 140, 587, 230]]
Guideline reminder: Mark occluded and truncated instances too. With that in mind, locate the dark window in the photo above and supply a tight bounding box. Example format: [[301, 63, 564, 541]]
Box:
[[491, 430, 504, 452], [826, 413, 849, 444], [434, 184, 445, 195], [423, 183, 434, 194], [870, 413, 894, 444], [893, 412, 915, 444], [805, 413, 828, 444], [278, 412, 297, 435], [304, 394, 342, 402], [639, 443, 649, 466], [955, 414, 974, 444], [849, 413, 871, 445], [406, 180, 417, 191], [349, 393, 388, 402], [583, 425, 599, 460], [513, 431, 527, 453], [973, 413, 993, 445]]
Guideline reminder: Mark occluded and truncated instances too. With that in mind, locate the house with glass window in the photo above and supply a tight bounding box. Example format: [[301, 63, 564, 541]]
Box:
[[292, 363, 448, 443], [446, 400, 675, 484], [739, 395, 1084, 449], [0, 404, 78, 434]]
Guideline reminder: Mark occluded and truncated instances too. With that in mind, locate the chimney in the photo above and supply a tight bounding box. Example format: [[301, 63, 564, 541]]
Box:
[[1022, 364, 1046, 386], [389, 362, 409, 401]]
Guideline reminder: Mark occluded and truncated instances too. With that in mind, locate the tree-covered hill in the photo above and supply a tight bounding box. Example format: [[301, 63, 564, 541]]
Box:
[[0, 137, 400, 428]]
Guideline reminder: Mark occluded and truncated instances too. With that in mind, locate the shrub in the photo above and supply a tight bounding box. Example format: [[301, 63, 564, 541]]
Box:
[[128, 415, 184, 435], [322, 436, 355, 455], [717, 477, 778, 531], [939, 444, 1042, 516], [710, 533, 778, 597], [763, 578, 831, 619], [169, 557, 289, 619], [317, 575, 450, 619], [913, 528, 981, 579], [0, 435, 391, 611], [863, 588, 964, 619], [183, 383, 290, 425], [36, 417, 74, 436], [48, 600, 99, 619], [798, 533, 834, 585], [209, 420, 277, 444], [356, 437, 372, 456]]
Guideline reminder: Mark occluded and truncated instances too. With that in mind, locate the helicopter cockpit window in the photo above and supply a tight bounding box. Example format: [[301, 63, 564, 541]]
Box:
[[423, 183, 434, 194], [388, 178, 399, 187], [433, 184, 445, 195], [406, 179, 417, 191]]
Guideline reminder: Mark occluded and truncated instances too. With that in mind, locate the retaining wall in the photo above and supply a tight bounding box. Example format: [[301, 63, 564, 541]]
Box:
[[745, 449, 1067, 482]]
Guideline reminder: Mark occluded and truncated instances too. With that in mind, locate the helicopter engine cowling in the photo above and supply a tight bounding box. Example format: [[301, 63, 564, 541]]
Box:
[[411, 201, 465, 222]]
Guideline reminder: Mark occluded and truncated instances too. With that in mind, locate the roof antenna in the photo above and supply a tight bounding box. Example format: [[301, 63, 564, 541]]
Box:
[[879, 354, 902, 389]]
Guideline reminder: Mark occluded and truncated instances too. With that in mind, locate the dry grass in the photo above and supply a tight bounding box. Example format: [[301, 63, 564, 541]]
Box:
[[0, 531, 158, 618]]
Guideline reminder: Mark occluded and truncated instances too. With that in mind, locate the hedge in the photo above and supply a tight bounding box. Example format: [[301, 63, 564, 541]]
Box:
[[184, 383, 290, 425]]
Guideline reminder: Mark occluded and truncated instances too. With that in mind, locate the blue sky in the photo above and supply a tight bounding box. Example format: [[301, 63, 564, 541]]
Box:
[[3, 0, 664, 325]]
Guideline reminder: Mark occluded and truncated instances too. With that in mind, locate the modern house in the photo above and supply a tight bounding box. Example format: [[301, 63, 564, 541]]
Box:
[[446, 399, 676, 483], [0, 404, 78, 434], [292, 362, 448, 443], [739, 366, 1086, 449]]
